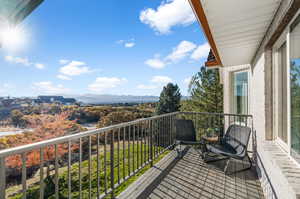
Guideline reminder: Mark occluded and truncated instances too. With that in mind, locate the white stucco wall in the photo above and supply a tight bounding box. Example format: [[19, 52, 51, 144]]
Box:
[[251, 53, 266, 144], [221, 53, 297, 199]]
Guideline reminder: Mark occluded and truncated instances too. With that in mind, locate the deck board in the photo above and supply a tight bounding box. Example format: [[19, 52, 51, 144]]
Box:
[[118, 147, 264, 199]]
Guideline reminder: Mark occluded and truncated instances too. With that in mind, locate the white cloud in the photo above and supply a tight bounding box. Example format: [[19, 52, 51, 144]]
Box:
[[124, 42, 135, 48], [151, 76, 172, 84], [117, 39, 136, 48], [35, 63, 45, 69], [139, 0, 196, 34], [137, 75, 173, 91], [88, 77, 127, 93], [59, 59, 69, 64], [33, 81, 70, 94], [137, 84, 158, 90], [0, 83, 13, 95], [166, 40, 196, 63], [57, 74, 72, 80], [191, 42, 210, 60], [5, 55, 31, 66], [59, 61, 92, 76], [145, 41, 210, 69], [145, 56, 166, 69], [4, 55, 45, 69]]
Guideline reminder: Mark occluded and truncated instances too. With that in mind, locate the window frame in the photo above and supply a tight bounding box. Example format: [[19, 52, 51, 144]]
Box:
[[272, 10, 300, 156], [231, 69, 250, 115]]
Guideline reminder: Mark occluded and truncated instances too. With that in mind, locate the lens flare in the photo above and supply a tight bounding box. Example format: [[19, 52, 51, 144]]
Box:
[[1, 25, 27, 51]]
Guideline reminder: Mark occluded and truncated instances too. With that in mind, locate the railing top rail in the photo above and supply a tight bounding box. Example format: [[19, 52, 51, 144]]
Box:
[[0, 112, 178, 158], [179, 112, 253, 118]]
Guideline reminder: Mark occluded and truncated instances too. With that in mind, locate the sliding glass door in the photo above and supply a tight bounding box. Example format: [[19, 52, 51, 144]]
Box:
[[290, 17, 300, 161], [233, 71, 248, 115]]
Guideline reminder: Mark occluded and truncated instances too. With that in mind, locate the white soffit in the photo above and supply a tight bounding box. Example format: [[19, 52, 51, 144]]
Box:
[[200, 0, 281, 66]]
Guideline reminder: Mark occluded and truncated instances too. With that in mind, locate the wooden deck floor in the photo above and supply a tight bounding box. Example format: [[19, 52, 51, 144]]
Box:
[[118, 147, 264, 199]]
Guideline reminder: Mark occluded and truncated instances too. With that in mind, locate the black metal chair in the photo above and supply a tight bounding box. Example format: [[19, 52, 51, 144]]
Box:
[[175, 119, 201, 158], [204, 124, 252, 174]]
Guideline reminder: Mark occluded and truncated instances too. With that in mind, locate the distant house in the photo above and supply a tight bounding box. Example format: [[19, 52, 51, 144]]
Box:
[[36, 96, 77, 105]]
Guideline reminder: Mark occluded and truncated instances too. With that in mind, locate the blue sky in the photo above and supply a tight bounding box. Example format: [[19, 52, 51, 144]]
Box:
[[0, 0, 209, 97]]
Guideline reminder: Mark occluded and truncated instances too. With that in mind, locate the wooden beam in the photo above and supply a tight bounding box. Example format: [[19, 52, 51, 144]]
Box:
[[205, 60, 219, 67], [189, 0, 223, 67], [266, 0, 300, 49]]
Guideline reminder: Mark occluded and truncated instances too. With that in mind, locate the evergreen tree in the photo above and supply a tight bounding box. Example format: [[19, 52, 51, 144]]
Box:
[[156, 83, 181, 115], [181, 66, 223, 113]]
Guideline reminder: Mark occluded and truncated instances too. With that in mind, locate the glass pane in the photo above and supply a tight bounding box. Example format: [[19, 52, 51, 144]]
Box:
[[290, 18, 300, 162], [233, 72, 248, 115]]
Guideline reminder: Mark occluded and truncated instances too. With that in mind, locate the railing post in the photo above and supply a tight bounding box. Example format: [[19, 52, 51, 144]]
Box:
[[150, 120, 153, 167], [0, 157, 5, 199], [110, 130, 115, 198]]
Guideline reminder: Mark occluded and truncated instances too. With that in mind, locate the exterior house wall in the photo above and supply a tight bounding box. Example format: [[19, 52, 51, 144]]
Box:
[[221, 1, 300, 198]]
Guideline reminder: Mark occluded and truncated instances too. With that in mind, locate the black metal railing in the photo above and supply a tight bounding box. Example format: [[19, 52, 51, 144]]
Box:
[[0, 112, 253, 199]]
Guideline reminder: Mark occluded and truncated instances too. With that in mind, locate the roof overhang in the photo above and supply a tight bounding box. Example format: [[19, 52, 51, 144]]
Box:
[[189, 0, 281, 67], [0, 0, 43, 45]]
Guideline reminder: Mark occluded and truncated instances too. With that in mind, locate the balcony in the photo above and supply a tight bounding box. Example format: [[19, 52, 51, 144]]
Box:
[[0, 112, 264, 199]]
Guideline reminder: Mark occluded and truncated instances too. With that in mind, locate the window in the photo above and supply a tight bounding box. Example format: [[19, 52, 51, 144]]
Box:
[[276, 42, 288, 144], [290, 16, 300, 161], [233, 71, 248, 115]]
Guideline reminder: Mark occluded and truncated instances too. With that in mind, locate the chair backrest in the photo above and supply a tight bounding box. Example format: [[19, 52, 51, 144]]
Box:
[[175, 119, 197, 142], [224, 125, 251, 156]]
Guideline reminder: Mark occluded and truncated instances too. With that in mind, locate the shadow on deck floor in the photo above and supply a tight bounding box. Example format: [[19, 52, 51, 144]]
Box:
[[118, 147, 264, 199]]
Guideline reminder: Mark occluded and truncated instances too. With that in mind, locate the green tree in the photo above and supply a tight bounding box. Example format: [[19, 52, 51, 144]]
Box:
[[156, 83, 181, 115], [10, 110, 27, 127], [181, 66, 223, 113]]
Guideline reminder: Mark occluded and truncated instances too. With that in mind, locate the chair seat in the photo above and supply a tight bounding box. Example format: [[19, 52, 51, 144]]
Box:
[[177, 140, 202, 145], [206, 143, 244, 160]]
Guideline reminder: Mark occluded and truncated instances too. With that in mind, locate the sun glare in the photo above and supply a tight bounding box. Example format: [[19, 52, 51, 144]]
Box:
[[1, 26, 27, 51]]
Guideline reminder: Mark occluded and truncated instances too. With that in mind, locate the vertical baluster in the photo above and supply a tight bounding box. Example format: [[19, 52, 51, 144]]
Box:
[[55, 144, 59, 199], [117, 128, 120, 184], [169, 116, 171, 147], [148, 120, 151, 162], [144, 121, 146, 165], [163, 116, 165, 149], [128, 126, 131, 176], [96, 134, 100, 199], [88, 136, 92, 199], [156, 119, 159, 157], [142, 121, 147, 165], [141, 122, 144, 166], [21, 153, 26, 199], [133, 124, 135, 172], [145, 121, 148, 163], [0, 157, 6, 199], [110, 130, 115, 198], [169, 115, 173, 146], [158, 118, 162, 155], [123, 127, 125, 180], [150, 120, 153, 167], [137, 124, 140, 169], [67, 142, 71, 199], [79, 138, 82, 199], [40, 148, 44, 199], [170, 115, 173, 146], [104, 131, 107, 194], [155, 119, 158, 156]]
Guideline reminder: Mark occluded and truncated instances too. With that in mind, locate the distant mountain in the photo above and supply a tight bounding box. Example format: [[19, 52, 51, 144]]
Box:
[[70, 94, 160, 104]]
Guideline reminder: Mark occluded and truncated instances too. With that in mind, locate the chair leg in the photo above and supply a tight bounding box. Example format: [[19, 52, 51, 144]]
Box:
[[176, 144, 182, 158], [224, 158, 230, 173], [226, 154, 252, 175], [204, 156, 230, 163]]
